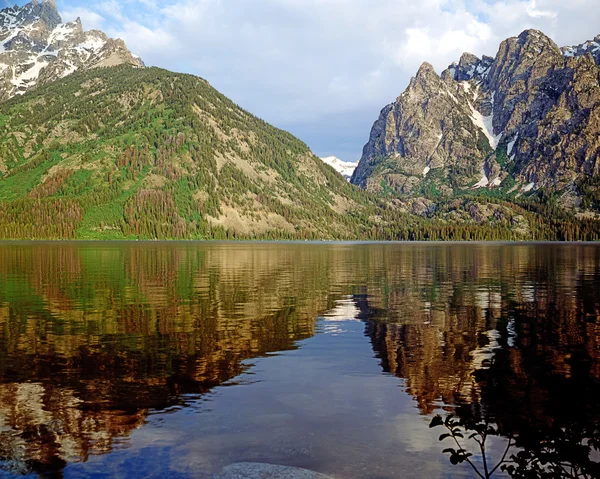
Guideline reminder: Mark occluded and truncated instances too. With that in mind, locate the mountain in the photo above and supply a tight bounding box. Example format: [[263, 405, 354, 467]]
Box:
[[0, 18, 597, 242], [320, 156, 358, 181], [0, 0, 142, 99], [351, 29, 600, 213], [0, 64, 596, 241], [0, 65, 380, 240], [0, 64, 598, 241], [562, 35, 600, 65]]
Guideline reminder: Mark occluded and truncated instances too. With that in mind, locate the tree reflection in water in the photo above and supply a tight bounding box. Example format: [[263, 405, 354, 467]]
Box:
[[0, 243, 324, 476], [0, 243, 599, 478], [366, 245, 600, 478]]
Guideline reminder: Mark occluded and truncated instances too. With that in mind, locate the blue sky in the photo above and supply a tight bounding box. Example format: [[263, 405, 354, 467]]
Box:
[[9, 0, 600, 161]]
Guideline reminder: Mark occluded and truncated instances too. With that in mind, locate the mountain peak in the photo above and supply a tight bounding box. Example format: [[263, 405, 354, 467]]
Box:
[[517, 28, 561, 52], [445, 52, 493, 81], [561, 35, 600, 64], [411, 62, 439, 86], [0, 0, 142, 99], [459, 52, 480, 66], [89, 38, 144, 68], [353, 27, 600, 208], [36, 0, 57, 8], [320, 156, 358, 181], [518, 28, 549, 41], [416, 61, 436, 77], [2, 0, 62, 30]]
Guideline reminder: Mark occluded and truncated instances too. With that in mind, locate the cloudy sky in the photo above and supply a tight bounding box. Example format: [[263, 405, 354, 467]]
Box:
[[16, 0, 600, 161]]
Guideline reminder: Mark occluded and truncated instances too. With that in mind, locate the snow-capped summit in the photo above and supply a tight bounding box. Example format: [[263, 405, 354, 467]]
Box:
[[0, 0, 142, 100], [320, 156, 359, 181]]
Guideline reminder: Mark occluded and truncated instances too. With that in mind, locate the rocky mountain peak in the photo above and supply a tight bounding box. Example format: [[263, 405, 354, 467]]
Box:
[[352, 28, 600, 209], [0, 0, 142, 99], [485, 29, 565, 136], [352, 50, 495, 191], [18, 0, 61, 29], [489, 29, 562, 79], [89, 38, 142, 68], [416, 61, 435, 75], [515, 29, 563, 62], [443, 52, 493, 82], [458, 52, 479, 71], [518, 29, 556, 47], [408, 61, 441, 92], [562, 35, 600, 66], [414, 61, 437, 80]]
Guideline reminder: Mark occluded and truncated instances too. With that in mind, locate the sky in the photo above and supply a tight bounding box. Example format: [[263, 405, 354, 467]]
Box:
[[9, 0, 600, 161]]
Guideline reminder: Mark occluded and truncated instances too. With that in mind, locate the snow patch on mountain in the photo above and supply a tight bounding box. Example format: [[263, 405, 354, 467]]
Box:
[[562, 39, 600, 58], [468, 99, 501, 150], [0, 0, 142, 99], [320, 156, 359, 181]]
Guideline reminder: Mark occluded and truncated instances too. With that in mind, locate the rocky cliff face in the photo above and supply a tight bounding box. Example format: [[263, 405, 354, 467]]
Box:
[[351, 61, 495, 194], [0, 0, 142, 99], [352, 29, 600, 210]]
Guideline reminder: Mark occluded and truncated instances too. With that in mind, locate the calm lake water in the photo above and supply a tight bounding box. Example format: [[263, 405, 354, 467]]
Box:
[[0, 242, 599, 478]]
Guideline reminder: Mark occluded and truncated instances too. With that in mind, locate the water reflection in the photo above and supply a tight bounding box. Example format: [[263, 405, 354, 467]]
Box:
[[0, 243, 331, 476], [0, 243, 598, 477], [363, 245, 600, 477]]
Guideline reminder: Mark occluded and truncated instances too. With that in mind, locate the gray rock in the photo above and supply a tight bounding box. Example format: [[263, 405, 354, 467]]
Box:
[[351, 58, 488, 194], [562, 34, 600, 66], [352, 28, 600, 211], [0, 0, 142, 101], [212, 462, 334, 479]]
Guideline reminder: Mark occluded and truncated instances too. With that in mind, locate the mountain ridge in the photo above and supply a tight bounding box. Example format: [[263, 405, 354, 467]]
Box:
[[351, 28, 600, 215], [0, 19, 596, 240], [0, 0, 142, 99]]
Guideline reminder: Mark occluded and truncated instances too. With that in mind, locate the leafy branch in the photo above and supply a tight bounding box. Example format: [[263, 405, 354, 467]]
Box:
[[429, 414, 513, 479]]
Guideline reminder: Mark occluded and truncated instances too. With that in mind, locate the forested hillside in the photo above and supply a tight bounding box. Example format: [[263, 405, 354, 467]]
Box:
[[0, 65, 598, 241], [0, 66, 363, 240]]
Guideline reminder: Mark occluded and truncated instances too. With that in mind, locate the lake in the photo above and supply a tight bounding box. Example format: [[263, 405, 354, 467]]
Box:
[[0, 242, 599, 478]]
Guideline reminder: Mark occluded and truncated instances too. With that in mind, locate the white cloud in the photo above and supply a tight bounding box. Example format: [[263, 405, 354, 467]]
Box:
[[526, 0, 557, 19], [59, 0, 600, 160], [61, 7, 105, 30]]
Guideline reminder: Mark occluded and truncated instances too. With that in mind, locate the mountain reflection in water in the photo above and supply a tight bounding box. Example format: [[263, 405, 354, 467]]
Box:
[[0, 243, 598, 478]]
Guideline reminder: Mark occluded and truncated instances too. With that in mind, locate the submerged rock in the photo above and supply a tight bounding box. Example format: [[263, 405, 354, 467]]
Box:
[[212, 462, 334, 479]]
